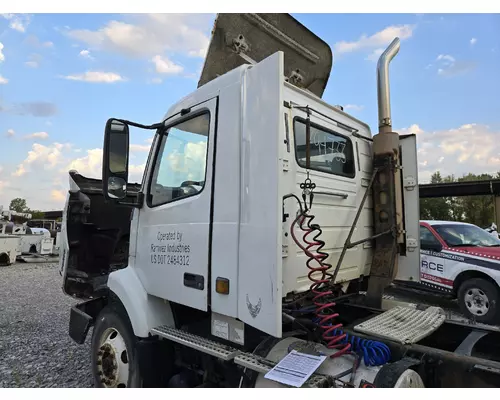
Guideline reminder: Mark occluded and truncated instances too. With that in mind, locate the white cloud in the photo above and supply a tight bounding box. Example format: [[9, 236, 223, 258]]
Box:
[[24, 35, 53, 48], [334, 24, 414, 55], [63, 71, 125, 83], [130, 144, 150, 152], [4, 101, 58, 117], [344, 104, 364, 112], [435, 54, 475, 77], [2, 14, 31, 33], [51, 189, 66, 203], [0, 180, 9, 192], [24, 53, 43, 68], [365, 48, 384, 62], [66, 14, 211, 60], [149, 77, 163, 84], [6, 129, 15, 137], [167, 141, 207, 183], [470, 38, 477, 45], [65, 148, 146, 184], [65, 148, 103, 178], [402, 123, 500, 183], [24, 132, 49, 140], [79, 49, 94, 60], [0, 42, 5, 62], [0, 143, 101, 210], [436, 54, 455, 64], [399, 124, 424, 136], [13, 142, 71, 177], [0, 75, 8, 84], [151, 55, 183, 75]]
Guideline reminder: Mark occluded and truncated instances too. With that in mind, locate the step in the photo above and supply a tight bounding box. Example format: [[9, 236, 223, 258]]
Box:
[[151, 325, 240, 361], [234, 353, 333, 388], [152, 325, 334, 387]]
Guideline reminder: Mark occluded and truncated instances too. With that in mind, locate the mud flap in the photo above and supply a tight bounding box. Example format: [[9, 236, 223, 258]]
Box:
[[68, 298, 106, 344]]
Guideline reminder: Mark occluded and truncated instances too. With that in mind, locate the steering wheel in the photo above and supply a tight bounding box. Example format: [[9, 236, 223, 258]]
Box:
[[180, 180, 203, 195], [181, 180, 202, 187]]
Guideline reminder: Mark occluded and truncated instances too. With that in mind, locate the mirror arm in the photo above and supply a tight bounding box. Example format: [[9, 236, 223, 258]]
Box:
[[116, 192, 144, 208], [113, 119, 163, 131]]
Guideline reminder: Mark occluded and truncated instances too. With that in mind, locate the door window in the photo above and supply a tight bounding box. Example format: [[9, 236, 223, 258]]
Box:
[[420, 226, 442, 249], [148, 112, 210, 207]]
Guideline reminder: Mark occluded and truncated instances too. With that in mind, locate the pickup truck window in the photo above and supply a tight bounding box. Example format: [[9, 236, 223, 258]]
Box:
[[433, 223, 500, 248], [148, 112, 210, 207], [293, 117, 355, 178], [420, 226, 441, 247]]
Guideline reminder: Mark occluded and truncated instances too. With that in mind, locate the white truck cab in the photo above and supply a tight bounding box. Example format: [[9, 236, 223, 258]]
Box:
[[58, 14, 500, 389]]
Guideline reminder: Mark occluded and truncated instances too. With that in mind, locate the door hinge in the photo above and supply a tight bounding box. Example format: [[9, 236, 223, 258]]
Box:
[[282, 224, 289, 257], [406, 238, 418, 252], [282, 159, 289, 172], [403, 176, 416, 191]]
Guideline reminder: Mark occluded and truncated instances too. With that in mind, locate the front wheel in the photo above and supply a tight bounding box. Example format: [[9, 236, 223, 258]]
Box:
[[457, 278, 500, 325], [91, 304, 142, 388]]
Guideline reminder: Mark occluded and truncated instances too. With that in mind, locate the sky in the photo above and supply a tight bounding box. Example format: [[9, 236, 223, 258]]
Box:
[[0, 12, 499, 211]]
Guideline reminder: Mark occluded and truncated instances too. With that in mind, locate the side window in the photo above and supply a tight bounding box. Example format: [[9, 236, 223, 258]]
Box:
[[420, 226, 441, 247], [149, 113, 210, 207], [293, 117, 355, 178]]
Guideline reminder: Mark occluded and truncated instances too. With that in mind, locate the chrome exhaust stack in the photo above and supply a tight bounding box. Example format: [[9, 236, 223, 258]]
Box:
[[366, 37, 403, 309], [377, 38, 400, 134]]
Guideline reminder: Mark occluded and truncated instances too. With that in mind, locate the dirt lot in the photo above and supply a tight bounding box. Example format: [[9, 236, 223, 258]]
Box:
[[0, 262, 93, 388]]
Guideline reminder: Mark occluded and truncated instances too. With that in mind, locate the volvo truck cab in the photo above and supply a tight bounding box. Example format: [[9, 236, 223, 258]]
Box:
[[59, 14, 500, 389]]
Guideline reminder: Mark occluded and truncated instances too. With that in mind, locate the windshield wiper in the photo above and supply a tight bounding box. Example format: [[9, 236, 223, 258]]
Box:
[[450, 244, 478, 247], [485, 244, 500, 247]]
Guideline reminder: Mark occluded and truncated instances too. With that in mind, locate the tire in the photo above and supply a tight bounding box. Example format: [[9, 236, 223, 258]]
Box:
[[457, 278, 500, 324], [91, 303, 142, 388]]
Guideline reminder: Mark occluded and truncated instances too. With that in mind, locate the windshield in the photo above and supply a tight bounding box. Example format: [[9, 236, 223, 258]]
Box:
[[433, 224, 500, 247]]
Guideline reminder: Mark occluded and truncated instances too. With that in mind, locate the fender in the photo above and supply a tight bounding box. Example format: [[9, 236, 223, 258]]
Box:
[[442, 250, 500, 287], [108, 266, 175, 338]]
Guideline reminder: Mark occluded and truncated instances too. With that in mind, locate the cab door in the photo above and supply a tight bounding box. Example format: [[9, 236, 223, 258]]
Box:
[[134, 97, 218, 311], [395, 134, 421, 283]]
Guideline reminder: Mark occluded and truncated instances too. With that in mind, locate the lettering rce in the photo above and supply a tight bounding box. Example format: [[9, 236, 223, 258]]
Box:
[[421, 260, 444, 273]]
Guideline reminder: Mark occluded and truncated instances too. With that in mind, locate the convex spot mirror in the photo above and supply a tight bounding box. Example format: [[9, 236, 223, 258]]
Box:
[[103, 118, 130, 200]]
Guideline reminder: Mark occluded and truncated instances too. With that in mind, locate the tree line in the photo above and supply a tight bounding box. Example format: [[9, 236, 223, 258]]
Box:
[[7, 198, 45, 219], [420, 172, 500, 229]]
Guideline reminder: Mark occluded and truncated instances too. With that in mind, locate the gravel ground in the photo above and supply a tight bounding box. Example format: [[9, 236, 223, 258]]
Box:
[[1, 261, 497, 388], [0, 261, 93, 388]]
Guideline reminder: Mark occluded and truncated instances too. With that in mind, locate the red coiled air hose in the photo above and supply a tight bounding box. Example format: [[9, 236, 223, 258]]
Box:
[[290, 211, 352, 358]]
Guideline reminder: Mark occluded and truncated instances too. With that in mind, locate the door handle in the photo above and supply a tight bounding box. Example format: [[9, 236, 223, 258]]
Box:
[[313, 191, 348, 199]]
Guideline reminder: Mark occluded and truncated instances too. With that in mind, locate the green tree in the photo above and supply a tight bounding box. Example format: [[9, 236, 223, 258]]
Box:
[[419, 171, 497, 227], [9, 198, 29, 213], [419, 172, 458, 221], [30, 210, 44, 219], [456, 173, 495, 228]]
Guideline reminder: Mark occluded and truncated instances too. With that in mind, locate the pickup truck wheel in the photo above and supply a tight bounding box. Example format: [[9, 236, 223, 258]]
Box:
[[91, 305, 142, 388], [457, 278, 500, 324]]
